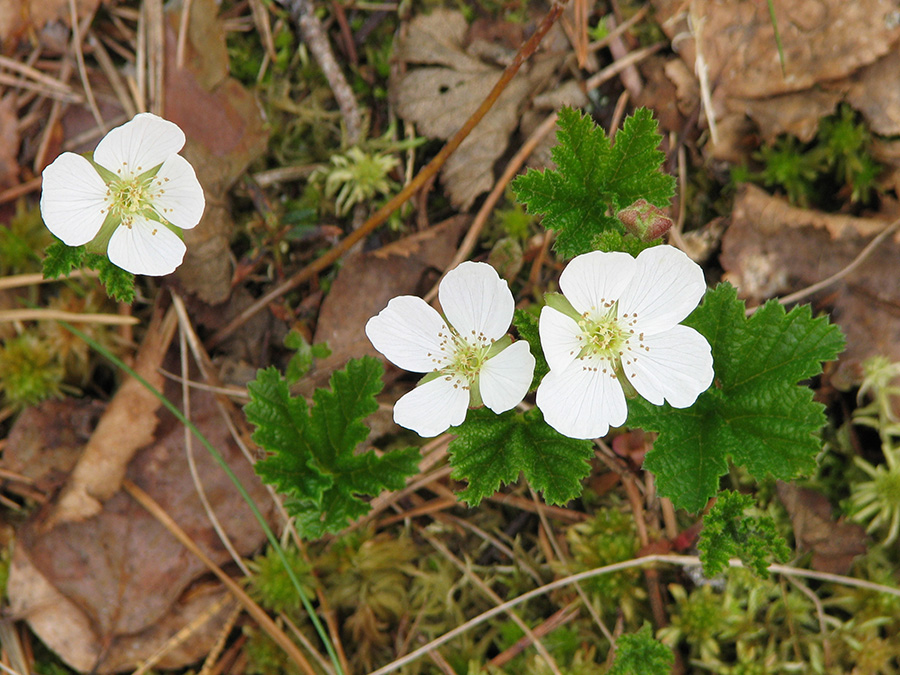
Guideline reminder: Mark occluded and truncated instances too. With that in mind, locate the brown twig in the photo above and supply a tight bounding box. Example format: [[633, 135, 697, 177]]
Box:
[[281, 0, 363, 144], [207, 1, 569, 349]]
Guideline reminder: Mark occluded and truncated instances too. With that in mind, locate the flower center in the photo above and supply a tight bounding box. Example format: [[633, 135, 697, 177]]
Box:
[[427, 327, 495, 392], [102, 163, 171, 227], [577, 308, 632, 360]]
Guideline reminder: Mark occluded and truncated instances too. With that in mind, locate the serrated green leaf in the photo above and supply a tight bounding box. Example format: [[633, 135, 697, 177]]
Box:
[[246, 357, 421, 539], [42, 240, 86, 278], [84, 253, 135, 303], [698, 490, 790, 579], [512, 107, 674, 259], [512, 309, 548, 392], [609, 623, 673, 675], [449, 407, 593, 506], [630, 284, 845, 513]]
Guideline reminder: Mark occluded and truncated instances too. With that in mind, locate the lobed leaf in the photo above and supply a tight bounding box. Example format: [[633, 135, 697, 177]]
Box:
[[630, 284, 845, 513], [449, 407, 593, 506], [512, 107, 674, 259], [246, 357, 421, 539]]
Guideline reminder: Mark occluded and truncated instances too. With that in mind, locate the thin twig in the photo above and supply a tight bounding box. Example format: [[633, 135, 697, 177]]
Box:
[[746, 216, 900, 314], [280, 0, 362, 144], [207, 1, 569, 349], [369, 554, 900, 675], [0, 309, 138, 325], [68, 0, 106, 132], [122, 479, 320, 675], [424, 110, 560, 303]]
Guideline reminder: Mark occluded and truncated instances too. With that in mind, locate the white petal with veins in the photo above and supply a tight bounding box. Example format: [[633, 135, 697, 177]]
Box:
[[107, 217, 186, 276], [393, 375, 470, 437], [439, 261, 514, 342], [40, 153, 109, 246], [479, 340, 535, 414]]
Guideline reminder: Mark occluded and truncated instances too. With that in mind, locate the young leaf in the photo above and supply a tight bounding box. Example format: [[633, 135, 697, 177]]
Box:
[[246, 357, 421, 539], [629, 283, 845, 513], [512, 309, 549, 392], [698, 490, 790, 579], [449, 407, 593, 506], [609, 623, 673, 675], [512, 107, 674, 259], [84, 253, 135, 303], [43, 240, 86, 278]]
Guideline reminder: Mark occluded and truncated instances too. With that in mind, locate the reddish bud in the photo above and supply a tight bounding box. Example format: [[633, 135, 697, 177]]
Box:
[[616, 199, 673, 241]]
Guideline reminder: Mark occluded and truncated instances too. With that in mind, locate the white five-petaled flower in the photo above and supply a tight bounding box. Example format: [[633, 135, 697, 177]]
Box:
[[365, 261, 536, 437], [536, 245, 714, 440], [40, 113, 205, 276]]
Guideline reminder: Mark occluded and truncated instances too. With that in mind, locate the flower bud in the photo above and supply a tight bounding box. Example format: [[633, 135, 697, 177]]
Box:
[[616, 199, 673, 241]]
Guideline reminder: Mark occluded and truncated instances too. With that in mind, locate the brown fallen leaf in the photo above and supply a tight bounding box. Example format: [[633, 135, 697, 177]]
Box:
[[0, 96, 19, 191], [306, 215, 469, 390], [650, 0, 900, 156], [7, 380, 276, 672], [163, 0, 269, 304], [0, 0, 99, 46], [392, 9, 561, 210], [720, 184, 900, 389], [45, 306, 177, 527], [776, 481, 867, 575]]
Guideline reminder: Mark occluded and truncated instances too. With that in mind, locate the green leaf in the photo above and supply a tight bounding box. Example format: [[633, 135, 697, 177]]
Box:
[[84, 254, 135, 303], [246, 357, 421, 539], [512, 107, 674, 259], [609, 623, 673, 675], [698, 490, 790, 579], [448, 407, 593, 506], [512, 309, 548, 392], [43, 240, 86, 278], [629, 284, 845, 513], [42, 240, 136, 303]]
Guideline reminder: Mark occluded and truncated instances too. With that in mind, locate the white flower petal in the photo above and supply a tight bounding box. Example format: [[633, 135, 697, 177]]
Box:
[[365, 296, 449, 373], [107, 217, 186, 276], [538, 306, 584, 372], [623, 324, 714, 408], [479, 340, 535, 414], [393, 375, 470, 437], [559, 250, 635, 317], [536, 356, 627, 439], [439, 261, 514, 341], [93, 113, 186, 178], [40, 152, 109, 246], [618, 245, 706, 335], [150, 154, 205, 229]]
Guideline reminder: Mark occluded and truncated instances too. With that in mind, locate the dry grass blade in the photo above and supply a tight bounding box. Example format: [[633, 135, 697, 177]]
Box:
[[122, 479, 319, 675], [0, 309, 138, 325]]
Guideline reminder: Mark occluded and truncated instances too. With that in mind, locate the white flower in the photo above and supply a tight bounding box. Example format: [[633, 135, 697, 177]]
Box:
[[365, 261, 535, 437], [536, 245, 714, 439], [40, 113, 205, 276]]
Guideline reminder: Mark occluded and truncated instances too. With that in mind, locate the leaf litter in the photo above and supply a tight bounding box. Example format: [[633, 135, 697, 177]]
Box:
[[3, 0, 900, 673]]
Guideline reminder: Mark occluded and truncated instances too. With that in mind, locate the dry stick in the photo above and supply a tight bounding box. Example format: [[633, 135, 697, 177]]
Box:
[[583, 42, 662, 92], [122, 479, 319, 675], [68, 0, 105, 132], [0, 269, 99, 291], [528, 486, 616, 645], [0, 309, 138, 325], [747, 216, 900, 315], [490, 603, 580, 668], [422, 531, 564, 675], [169, 305, 340, 675], [281, 0, 362, 145], [207, 1, 568, 349], [424, 110, 560, 303], [145, 0, 165, 115], [88, 30, 137, 119], [175, 0, 195, 68], [586, 5, 648, 54], [371, 553, 900, 675]]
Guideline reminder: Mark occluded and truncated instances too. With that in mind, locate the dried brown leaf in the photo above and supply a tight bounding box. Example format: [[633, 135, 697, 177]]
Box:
[[721, 184, 900, 389], [776, 481, 867, 575]]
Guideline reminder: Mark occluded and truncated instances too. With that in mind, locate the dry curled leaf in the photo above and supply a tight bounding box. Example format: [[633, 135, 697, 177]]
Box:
[[776, 481, 867, 575], [721, 184, 900, 389], [7, 383, 275, 673], [392, 9, 560, 210]]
